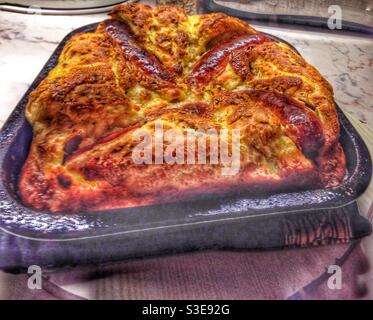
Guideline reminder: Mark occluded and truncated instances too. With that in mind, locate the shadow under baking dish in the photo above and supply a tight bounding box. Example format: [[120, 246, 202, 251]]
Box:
[[0, 24, 371, 251]]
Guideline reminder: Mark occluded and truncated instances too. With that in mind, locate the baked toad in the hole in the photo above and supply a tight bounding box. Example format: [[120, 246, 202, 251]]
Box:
[[20, 3, 346, 212]]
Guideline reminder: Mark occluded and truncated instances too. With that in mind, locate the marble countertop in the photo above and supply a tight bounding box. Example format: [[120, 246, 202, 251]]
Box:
[[0, 6, 372, 129]]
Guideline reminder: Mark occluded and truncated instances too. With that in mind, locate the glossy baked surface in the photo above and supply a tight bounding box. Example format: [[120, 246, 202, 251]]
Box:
[[20, 4, 346, 212]]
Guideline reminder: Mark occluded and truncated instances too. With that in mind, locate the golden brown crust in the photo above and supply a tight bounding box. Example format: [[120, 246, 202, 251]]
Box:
[[20, 4, 346, 213], [198, 12, 257, 47]]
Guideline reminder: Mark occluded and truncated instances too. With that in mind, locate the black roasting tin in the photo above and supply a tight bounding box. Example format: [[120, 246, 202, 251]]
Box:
[[0, 24, 371, 271]]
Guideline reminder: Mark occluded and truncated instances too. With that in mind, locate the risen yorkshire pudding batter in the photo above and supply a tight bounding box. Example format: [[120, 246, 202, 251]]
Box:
[[20, 3, 346, 212]]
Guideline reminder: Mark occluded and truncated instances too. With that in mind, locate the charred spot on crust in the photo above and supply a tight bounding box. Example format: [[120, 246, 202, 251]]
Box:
[[181, 102, 211, 116], [57, 174, 72, 189], [63, 135, 82, 163]]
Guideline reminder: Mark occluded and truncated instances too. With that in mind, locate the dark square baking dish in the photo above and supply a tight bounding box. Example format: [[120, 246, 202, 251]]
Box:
[[0, 23, 371, 271]]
